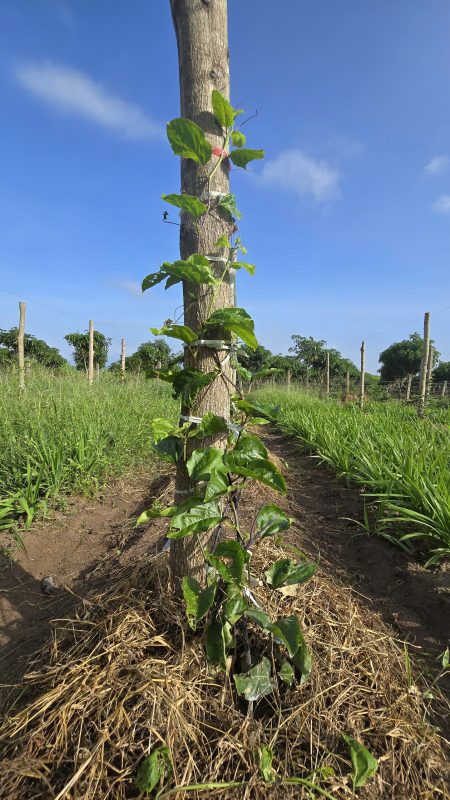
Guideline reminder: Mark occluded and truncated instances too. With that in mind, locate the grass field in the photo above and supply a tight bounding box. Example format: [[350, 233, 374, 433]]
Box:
[[0, 369, 176, 536], [255, 387, 450, 564]]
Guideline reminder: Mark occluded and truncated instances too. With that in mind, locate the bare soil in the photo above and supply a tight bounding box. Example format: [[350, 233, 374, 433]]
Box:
[[1, 429, 448, 697]]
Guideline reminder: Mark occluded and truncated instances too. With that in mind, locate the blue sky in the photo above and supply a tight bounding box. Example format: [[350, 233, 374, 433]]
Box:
[[1, 0, 449, 372]]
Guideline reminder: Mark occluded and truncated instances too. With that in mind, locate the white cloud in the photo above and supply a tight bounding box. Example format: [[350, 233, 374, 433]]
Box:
[[424, 155, 449, 175], [432, 195, 450, 215], [15, 61, 160, 140], [260, 149, 340, 203], [111, 280, 142, 297]]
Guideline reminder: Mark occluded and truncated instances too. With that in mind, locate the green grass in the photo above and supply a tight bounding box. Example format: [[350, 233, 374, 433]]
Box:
[[254, 387, 450, 565], [0, 368, 177, 535]]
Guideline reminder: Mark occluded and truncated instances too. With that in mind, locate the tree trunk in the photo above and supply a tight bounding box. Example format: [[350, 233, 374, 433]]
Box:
[[169, 0, 233, 582], [417, 312, 430, 417]]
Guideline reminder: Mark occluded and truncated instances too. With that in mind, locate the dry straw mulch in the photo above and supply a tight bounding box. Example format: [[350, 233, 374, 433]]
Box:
[[0, 541, 448, 800]]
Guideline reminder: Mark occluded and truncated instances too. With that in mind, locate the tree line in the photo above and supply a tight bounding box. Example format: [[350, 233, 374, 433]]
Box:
[[1, 326, 449, 384]]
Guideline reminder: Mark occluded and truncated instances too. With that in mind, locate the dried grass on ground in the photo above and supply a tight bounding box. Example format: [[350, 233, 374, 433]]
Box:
[[0, 536, 447, 800]]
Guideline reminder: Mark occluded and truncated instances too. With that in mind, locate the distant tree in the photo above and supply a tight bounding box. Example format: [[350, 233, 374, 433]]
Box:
[[289, 335, 327, 382], [109, 339, 176, 373], [237, 344, 273, 374], [379, 333, 439, 382], [135, 339, 174, 371], [433, 361, 450, 382], [0, 327, 67, 368], [65, 330, 111, 370]]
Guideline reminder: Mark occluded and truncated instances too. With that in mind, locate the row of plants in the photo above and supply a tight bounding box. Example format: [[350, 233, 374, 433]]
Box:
[[0, 368, 176, 539], [255, 387, 450, 565]]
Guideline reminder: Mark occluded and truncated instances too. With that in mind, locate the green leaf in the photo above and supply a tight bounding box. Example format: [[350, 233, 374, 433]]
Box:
[[342, 735, 378, 789], [136, 503, 174, 527], [161, 193, 207, 218], [441, 646, 449, 669], [256, 504, 292, 538], [182, 576, 217, 631], [265, 558, 316, 588], [278, 661, 295, 686], [269, 615, 301, 658], [233, 399, 279, 421], [189, 412, 228, 439], [246, 607, 272, 629], [164, 255, 218, 288], [231, 130, 246, 148], [232, 433, 268, 461], [187, 447, 228, 500], [291, 633, 312, 684], [167, 118, 212, 164], [225, 452, 286, 494], [142, 271, 167, 292], [211, 89, 235, 128], [258, 745, 276, 783], [214, 234, 230, 248], [135, 746, 172, 794], [171, 367, 218, 406], [150, 324, 198, 345], [205, 618, 226, 668], [152, 418, 177, 443], [168, 499, 222, 539], [217, 193, 242, 222], [223, 583, 247, 624], [153, 435, 183, 464], [208, 540, 248, 583], [205, 307, 257, 350], [232, 261, 255, 275], [236, 364, 252, 382], [234, 657, 275, 702], [229, 148, 264, 169]]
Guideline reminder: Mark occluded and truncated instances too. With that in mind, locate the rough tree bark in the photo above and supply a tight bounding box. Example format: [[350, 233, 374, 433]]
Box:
[[169, 0, 234, 582]]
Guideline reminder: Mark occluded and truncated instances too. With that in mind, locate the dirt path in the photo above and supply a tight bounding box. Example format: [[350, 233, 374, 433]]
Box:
[[260, 428, 449, 660], [0, 468, 170, 690], [1, 431, 448, 697]]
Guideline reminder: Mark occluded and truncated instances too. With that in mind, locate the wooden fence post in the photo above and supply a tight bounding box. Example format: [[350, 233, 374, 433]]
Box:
[[96, 362, 100, 380], [417, 312, 430, 417], [425, 342, 433, 400], [287, 368, 291, 392], [406, 373, 412, 401], [121, 338, 126, 381], [345, 369, 350, 401], [88, 320, 94, 386], [18, 301, 26, 390], [325, 351, 330, 396], [359, 340, 365, 410], [441, 380, 447, 398]]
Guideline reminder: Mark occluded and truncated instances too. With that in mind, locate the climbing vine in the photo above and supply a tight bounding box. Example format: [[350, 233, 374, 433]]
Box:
[[138, 90, 316, 702]]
